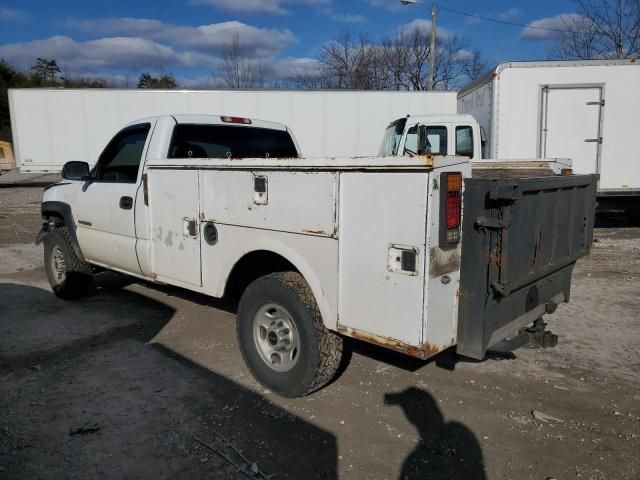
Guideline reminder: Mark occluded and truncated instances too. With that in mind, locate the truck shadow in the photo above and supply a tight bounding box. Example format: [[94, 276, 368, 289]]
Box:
[[595, 212, 639, 228], [1, 277, 490, 479], [0, 280, 338, 479]]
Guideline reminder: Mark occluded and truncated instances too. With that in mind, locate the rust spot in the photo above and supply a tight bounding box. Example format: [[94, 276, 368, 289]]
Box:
[[424, 341, 446, 358], [303, 229, 329, 236], [429, 247, 461, 278], [343, 327, 427, 360], [418, 155, 434, 167]]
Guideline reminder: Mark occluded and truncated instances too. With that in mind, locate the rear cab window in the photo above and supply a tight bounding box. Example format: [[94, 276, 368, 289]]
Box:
[[168, 124, 299, 159], [455, 126, 474, 158]]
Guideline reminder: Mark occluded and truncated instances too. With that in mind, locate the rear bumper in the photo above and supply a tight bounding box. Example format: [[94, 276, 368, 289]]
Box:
[[457, 260, 575, 360]]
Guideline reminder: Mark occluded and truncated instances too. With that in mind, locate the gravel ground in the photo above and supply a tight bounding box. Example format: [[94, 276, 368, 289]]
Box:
[[0, 187, 639, 480]]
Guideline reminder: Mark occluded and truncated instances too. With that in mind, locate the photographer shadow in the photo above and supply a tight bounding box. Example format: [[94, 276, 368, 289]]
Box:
[[386, 387, 486, 480]]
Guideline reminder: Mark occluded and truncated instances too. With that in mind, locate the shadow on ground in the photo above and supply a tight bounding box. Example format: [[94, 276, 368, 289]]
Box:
[[386, 387, 486, 480], [0, 281, 338, 479], [0, 278, 487, 479]]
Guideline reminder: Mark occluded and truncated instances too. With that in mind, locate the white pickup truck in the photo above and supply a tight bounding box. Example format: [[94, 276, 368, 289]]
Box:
[[37, 114, 597, 397]]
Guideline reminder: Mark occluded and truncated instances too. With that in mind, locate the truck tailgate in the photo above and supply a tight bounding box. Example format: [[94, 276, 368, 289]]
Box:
[[457, 174, 597, 359]]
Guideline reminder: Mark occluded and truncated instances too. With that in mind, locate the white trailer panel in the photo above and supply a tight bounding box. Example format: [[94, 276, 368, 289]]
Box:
[[458, 60, 640, 194], [9, 89, 457, 173]]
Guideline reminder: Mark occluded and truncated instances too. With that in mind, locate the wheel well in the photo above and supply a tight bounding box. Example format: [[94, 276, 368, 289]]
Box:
[[224, 251, 299, 300], [42, 211, 64, 225]]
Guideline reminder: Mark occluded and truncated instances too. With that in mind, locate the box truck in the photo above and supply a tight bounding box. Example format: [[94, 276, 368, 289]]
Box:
[[458, 59, 640, 219], [8, 89, 456, 173]]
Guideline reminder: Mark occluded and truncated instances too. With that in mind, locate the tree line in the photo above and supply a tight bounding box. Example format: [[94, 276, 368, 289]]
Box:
[[0, 58, 178, 141]]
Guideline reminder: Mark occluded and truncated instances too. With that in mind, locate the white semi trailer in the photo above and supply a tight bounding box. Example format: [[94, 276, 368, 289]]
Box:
[[458, 59, 640, 219], [8, 89, 456, 173]]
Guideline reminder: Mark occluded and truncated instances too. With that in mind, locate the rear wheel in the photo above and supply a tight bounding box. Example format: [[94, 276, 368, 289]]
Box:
[[236, 272, 343, 397], [44, 226, 93, 299]]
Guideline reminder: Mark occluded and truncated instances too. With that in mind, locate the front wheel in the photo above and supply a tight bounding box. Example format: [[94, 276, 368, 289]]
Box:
[[44, 226, 93, 299], [236, 272, 343, 398]]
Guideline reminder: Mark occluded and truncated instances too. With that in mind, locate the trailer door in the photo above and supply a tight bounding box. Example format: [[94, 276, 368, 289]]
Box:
[[541, 87, 602, 176]]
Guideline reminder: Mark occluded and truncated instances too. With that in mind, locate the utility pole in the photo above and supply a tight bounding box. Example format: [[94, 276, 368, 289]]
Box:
[[428, 3, 437, 91]]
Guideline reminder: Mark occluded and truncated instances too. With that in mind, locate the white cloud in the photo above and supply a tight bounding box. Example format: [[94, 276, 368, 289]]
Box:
[[328, 12, 366, 23], [189, 0, 330, 15], [67, 18, 296, 58], [396, 18, 451, 39], [521, 13, 584, 40], [274, 56, 321, 76], [466, 8, 522, 25], [0, 6, 28, 21], [369, 0, 404, 11], [0, 36, 216, 73], [453, 49, 473, 61]]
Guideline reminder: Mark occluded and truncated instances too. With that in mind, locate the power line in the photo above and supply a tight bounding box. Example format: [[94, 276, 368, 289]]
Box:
[[437, 5, 589, 35]]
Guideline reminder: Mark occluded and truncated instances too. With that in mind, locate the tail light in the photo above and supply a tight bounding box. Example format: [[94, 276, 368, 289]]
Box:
[[221, 116, 252, 125], [439, 172, 462, 246]]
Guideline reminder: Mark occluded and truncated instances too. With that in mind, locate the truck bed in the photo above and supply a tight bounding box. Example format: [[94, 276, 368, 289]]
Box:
[[472, 159, 572, 179], [457, 173, 597, 359]]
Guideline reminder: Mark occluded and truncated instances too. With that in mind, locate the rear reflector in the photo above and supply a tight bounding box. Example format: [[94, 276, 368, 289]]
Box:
[[221, 116, 252, 125], [440, 172, 463, 247]]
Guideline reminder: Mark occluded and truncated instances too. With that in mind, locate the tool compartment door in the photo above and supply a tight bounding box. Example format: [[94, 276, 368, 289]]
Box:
[[337, 172, 428, 347], [148, 168, 202, 287]]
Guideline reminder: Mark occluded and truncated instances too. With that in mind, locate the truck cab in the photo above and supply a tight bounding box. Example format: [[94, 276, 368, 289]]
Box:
[[379, 114, 483, 161]]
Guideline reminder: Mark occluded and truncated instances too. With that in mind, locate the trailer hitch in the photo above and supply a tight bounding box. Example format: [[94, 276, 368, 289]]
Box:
[[488, 318, 558, 355]]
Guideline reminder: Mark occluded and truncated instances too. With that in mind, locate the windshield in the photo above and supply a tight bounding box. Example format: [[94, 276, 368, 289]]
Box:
[[378, 118, 407, 156]]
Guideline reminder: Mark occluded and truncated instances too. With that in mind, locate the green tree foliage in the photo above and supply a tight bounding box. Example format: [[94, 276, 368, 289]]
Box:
[[30, 58, 61, 86], [137, 72, 178, 89], [0, 60, 28, 142]]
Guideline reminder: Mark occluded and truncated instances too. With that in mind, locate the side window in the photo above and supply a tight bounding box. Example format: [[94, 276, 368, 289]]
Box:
[[456, 126, 474, 158], [403, 125, 418, 155], [94, 124, 151, 183], [424, 126, 448, 155]]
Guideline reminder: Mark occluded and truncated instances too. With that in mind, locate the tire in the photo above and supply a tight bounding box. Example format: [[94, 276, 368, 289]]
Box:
[[236, 272, 343, 398], [43, 226, 93, 300]]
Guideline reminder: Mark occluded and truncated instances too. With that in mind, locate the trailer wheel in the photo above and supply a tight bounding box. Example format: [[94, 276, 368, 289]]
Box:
[[44, 226, 93, 299], [236, 272, 343, 398]]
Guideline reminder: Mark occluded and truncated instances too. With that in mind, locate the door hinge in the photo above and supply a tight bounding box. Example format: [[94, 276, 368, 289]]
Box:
[[475, 216, 508, 230]]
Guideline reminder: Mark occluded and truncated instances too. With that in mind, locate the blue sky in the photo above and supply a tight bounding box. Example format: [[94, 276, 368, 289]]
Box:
[[0, 0, 581, 87]]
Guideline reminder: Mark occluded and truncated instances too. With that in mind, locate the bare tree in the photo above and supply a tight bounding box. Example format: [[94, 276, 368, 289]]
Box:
[[292, 29, 487, 91], [552, 0, 640, 59], [380, 30, 480, 90], [219, 33, 270, 88], [316, 32, 387, 89], [462, 48, 489, 81]]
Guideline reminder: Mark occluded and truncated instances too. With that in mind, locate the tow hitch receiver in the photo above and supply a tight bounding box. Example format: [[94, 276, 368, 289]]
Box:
[[489, 318, 558, 354]]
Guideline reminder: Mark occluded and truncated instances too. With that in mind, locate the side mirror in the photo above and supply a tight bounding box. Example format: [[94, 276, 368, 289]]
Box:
[[417, 125, 430, 155], [62, 161, 90, 181]]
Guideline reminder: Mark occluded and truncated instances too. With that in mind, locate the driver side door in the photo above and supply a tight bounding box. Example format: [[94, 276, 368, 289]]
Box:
[[73, 122, 152, 275]]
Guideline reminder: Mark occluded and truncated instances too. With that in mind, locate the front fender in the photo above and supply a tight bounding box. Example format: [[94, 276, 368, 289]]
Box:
[[38, 201, 85, 261]]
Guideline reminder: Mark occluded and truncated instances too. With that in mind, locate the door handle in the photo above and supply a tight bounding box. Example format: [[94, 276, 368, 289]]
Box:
[[119, 196, 133, 210]]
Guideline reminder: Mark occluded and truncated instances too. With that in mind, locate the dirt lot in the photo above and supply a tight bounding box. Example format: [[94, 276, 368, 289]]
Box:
[[1, 186, 639, 480]]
